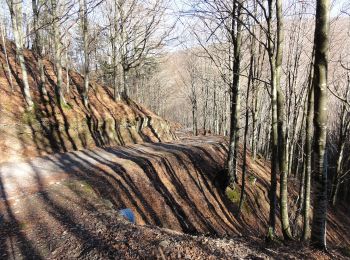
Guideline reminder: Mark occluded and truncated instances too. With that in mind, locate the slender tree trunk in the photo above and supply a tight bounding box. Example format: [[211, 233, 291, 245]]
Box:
[[203, 83, 209, 134], [274, 0, 293, 240], [51, 0, 66, 106], [112, 46, 119, 101], [111, 9, 120, 101], [118, 0, 128, 99], [0, 21, 14, 91], [32, 0, 47, 98], [8, 0, 34, 109], [268, 60, 279, 240], [192, 101, 198, 136], [65, 49, 70, 94], [80, 0, 89, 107], [239, 44, 254, 214], [251, 84, 259, 160], [302, 66, 314, 241], [331, 138, 345, 206], [266, 0, 278, 240], [311, 0, 330, 250], [228, 1, 242, 185]]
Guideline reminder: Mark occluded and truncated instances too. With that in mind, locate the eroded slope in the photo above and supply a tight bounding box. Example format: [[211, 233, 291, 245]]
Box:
[[0, 40, 175, 163]]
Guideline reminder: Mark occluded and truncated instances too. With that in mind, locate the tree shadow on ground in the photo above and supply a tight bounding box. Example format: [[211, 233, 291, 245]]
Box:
[[43, 140, 248, 236], [0, 177, 43, 259]]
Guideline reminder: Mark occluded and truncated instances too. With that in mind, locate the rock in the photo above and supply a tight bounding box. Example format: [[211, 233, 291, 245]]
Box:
[[159, 240, 170, 248]]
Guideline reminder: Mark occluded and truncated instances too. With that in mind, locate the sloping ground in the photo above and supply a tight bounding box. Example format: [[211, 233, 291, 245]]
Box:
[[0, 40, 175, 163], [0, 178, 335, 260], [0, 136, 349, 259]]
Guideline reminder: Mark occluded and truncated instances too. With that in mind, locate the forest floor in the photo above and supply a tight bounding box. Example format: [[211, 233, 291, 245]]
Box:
[[1, 135, 349, 259]]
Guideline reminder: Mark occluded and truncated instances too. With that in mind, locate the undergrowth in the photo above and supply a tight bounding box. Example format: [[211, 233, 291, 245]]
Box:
[[21, 102, 43, 123]]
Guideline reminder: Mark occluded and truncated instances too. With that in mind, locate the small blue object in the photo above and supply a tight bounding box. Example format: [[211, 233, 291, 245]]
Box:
[[119, 208, 135, 223]]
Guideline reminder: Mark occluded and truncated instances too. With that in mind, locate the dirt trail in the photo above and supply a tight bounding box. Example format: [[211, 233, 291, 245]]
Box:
[[0, 136, 349, 259], [1, 136, 236, 235]]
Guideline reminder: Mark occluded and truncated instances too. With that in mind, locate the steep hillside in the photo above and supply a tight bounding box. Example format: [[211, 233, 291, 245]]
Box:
[[0, 40, 175, 163]]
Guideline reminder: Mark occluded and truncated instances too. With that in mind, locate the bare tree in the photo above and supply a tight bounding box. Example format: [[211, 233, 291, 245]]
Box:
[[50, 0, 67, 106], [32, 0, 48, 98], [311, 0, 330, 250], [80, 0, 89, 107], [6, 0, 34, 109], [0, 17, 14, 91]]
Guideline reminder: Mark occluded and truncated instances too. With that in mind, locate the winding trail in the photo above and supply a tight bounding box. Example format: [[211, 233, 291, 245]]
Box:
[[0, 136, 347, 259], [0, 136, 226, 202]]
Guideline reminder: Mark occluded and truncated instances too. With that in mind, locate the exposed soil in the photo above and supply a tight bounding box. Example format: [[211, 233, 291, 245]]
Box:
[[0, 136, 349, 259], [0, 40, 175, 163], [1, 178, 338, 260]]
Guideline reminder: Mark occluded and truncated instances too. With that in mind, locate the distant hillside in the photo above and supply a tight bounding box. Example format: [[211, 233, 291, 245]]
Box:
[[0, 40, 176, 163]]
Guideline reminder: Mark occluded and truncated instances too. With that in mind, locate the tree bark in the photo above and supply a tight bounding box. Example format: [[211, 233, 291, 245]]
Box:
[[0, 21, 14, 91], [331, 122, 345, 206], [275, 0, 292, 240], [8, 0, 34, 109], [80, 0, 89, 107], [302, 64, 314, 241], [227, 1, 242, 185], [311, 0, 330, 250], [51, 0, 66, 106], [32, 0, 48, 98], [266, 0, 278, 240], [239, 43, 254, 214]]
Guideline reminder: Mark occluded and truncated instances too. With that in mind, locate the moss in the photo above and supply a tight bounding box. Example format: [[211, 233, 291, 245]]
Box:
[[21, 102, 47, 124], [19, 222, 27, 230], [248, 175, 257, 185], [21, 111, 36, 124], [61, 101, 73, 110], [226, 187, 251, 214], [65, 180, 95, 195], [226, 187, 241, 203]]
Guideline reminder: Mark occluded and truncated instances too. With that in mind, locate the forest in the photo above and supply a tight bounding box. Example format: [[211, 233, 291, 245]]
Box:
[[0, 0, 349, 259]]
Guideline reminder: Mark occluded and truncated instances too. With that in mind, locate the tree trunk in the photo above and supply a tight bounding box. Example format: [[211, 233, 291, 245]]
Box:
[[251, 83, 259, 160], [192, 101, 198, 136], [266, 0, 278, 240], [0, 21, 14, 91], [8, 0, 34, 109], [51, 0, 66, 106], [80, 0, 89, 107], [227, 1, 242, 185], [32, 0, 47, 98], [275, 0, 292, 240], [65, 49, 70, 94], [302, 65, 314, 241], [331, 139, 345, 206], [239, 44, 254, 214], [311, 0, 330, 250]]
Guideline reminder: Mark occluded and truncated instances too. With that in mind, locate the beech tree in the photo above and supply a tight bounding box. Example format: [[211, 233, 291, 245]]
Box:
[[311, 0, 330, 250], [0, 16, 13, 91], [50, 0, 67, 106], [32, 0, 48, 98], [80, 0, 89, 107], [6, 0, 34, 109]]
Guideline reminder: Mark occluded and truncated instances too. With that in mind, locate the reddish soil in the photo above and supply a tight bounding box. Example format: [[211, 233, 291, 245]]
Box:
[[0, 136, 349, 259], [0, 40, 175, 163]]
